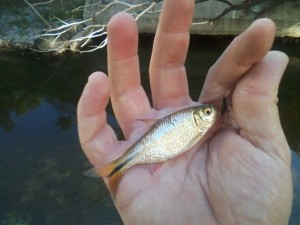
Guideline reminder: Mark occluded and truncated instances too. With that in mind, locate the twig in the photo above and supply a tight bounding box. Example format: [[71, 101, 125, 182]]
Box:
[[32, 0, 290, 54], [32, 0, 54, 6], [24, 0, 53, 28], [207, 0, 265, 22], [191, 21, 209, 25], [135, 1, 157, 21]]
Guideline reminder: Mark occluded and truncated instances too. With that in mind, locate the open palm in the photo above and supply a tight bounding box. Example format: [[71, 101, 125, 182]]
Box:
[[77, 1, 292, 225]]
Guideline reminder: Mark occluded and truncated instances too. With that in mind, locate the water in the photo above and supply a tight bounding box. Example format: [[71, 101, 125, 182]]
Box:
[[0, 36, 299, 225]]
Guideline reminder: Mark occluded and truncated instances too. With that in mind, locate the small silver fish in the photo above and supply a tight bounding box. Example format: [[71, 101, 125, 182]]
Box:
[[89, 104, 217, 178]]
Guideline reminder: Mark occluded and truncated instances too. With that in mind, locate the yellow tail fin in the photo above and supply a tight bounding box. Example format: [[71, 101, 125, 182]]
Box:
[[84, 161, 115, 178], [84, 157, 129, 178], [99, 161, 116, 177], [84, 161, 126, 197]]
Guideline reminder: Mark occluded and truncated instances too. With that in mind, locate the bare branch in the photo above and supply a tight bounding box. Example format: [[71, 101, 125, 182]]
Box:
[[33, 0, 162, 53], [32, 0, 54, 6], [135, 1, 157, 21], [207, 0, 275, 22], [31, 0, 286, 54], [24, 0, 53, 28]]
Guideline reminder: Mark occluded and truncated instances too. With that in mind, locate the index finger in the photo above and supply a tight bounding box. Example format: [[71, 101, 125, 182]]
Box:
[[199, 18, 276, 106]]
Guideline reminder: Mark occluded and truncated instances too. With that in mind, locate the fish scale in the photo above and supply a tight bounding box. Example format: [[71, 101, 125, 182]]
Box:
[[130, 109, 203, 164], [87, 104, 217, 178]]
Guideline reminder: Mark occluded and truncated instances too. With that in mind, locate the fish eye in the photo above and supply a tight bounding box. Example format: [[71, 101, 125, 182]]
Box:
[[204, 108, 212, 116]]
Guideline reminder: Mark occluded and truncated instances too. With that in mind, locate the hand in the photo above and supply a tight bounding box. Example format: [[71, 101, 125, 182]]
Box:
[[77, 1, 293, 224]]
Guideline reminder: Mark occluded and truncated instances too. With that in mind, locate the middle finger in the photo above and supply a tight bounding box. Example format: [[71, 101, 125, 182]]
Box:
[[149, 0, 195, 109], [107, 13, 151, 137]]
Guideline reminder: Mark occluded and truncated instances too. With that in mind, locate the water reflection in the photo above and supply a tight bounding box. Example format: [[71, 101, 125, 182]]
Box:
[[279, 56, 300, 152], [0, 52, 123, 224], [0, 36, 299, 225], [0, 102, 123, 224]]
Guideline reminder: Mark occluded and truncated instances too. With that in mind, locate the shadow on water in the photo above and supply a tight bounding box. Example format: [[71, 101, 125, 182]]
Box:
[[0, 35, 299, 225]]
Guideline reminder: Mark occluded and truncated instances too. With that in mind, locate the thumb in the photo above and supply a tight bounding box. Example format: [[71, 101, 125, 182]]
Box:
[[233, 51, 290, 163]]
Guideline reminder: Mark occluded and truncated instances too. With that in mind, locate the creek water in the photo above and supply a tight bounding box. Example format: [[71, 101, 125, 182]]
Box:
[[0, 35, 299, 225]]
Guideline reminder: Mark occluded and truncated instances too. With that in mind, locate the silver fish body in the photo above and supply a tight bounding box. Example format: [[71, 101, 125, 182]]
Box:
[[95, 104, 217, 178]]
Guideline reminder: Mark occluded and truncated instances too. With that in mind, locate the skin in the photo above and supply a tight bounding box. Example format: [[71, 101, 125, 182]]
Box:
[[77, 0, 293, 224]]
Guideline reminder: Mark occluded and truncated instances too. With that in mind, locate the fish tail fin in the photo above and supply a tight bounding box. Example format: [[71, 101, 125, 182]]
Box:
[[99, 161, 117, 177], [99, 162, 124, 197], [85, 160, 129, 197], [84, 158, 128, 178], [84, 160, 126, 197], [84, 162, 116, 178], [108, 172, 123, 198]]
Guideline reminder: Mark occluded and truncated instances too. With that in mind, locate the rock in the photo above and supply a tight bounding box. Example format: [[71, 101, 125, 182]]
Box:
[[1, 0, 299, 53], [83, 0, 300, 37], [0, 7, 46, 51], [0, 4, 85, 54]]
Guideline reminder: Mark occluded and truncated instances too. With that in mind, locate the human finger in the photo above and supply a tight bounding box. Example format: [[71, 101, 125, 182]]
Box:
[[199, 18, 276, 106], [149, 0, 194, 109], [107, 13, 151, 138], [77, 72, 118, 166], [233, 51, 290, 163]]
